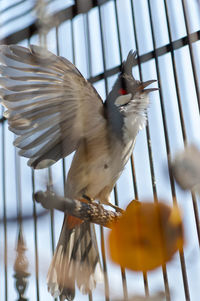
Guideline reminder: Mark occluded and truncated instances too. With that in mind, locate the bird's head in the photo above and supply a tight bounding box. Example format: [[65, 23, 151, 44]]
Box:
[[105, 51, 158, 141], [107, 50, 157, 107]]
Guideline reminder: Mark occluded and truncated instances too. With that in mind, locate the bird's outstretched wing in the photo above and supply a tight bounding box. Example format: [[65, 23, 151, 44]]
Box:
[[0, 45, 105, 168]]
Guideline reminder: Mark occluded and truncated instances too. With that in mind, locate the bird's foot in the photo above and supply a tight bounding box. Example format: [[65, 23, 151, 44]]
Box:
[[106, 202, 124, 213]]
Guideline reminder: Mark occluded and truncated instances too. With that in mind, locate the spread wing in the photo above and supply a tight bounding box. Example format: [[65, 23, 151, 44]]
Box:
[[0, 45, 105, 169]]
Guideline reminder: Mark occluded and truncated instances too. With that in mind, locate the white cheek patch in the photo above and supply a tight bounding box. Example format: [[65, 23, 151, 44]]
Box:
[[115, 93, 132, 106]]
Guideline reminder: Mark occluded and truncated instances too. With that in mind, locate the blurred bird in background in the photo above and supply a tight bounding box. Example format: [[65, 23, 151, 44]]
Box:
[[0, 45, 157, 300]]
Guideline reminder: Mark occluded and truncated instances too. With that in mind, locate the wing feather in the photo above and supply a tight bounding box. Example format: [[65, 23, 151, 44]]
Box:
[[0, 45, 105, 168]]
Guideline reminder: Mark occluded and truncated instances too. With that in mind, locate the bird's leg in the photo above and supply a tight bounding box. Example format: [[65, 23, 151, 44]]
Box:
[[82, 194, 95, 203], [82, 195, 124, 213]]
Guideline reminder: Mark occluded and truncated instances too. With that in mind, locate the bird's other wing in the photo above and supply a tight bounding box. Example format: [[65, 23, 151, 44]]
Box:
[[0, 45, 105, 169]]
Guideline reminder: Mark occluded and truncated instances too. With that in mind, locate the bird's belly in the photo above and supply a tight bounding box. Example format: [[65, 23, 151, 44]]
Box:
[[66, 139, 134, 202]]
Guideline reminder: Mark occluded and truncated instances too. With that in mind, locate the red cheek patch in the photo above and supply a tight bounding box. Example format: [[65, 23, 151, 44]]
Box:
[[119, 88, 127, 95]]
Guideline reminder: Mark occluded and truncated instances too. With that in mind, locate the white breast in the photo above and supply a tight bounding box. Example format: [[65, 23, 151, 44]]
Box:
[[122, 94, 149, 144]]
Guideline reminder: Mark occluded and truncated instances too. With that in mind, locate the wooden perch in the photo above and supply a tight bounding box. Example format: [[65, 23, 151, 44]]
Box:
[[34, 190, 122, 228]]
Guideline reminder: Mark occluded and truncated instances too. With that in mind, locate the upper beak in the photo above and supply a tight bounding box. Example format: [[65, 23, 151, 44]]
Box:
[[137, 79, 159, 93]]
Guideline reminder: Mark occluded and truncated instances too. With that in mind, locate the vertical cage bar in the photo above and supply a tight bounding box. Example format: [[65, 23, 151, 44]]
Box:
[[32, 173, 40, 301], [15, 150, 22, 226], [14, 145, 30, 300], [31, 168, 40, 301], [84, 11, 93, 301], [181, 0, 200, 109], [130, 0, 171, 298], [48, 167, 56, 265], [100, 227, 109, 301], [163, 0, 200, 250], [85, 13, 92, 78], [2, 111, 8, 301], [55, 21, 64, 301], [163, 0, 187, 143], [97, 3, 111, 300], [40, 22, 57, 296], [26, 33, 40, 300], [191, 192, 200, 247], [112, 1, 129, 299], [71, 19, 76, 66], [146, 1, 190, 300]]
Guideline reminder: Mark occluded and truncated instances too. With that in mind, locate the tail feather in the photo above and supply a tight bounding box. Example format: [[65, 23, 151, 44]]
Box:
[[47, 220, 75, 299], [47, 215, 103, 300], [76, 223, 103, 294]]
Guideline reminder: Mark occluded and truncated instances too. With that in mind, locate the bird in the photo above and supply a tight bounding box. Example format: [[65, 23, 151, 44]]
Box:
[[0, 45, 157, 300]]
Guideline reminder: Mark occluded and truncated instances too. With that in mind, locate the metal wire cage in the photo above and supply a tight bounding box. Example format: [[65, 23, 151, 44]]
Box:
[[1, 0, 200, 300]]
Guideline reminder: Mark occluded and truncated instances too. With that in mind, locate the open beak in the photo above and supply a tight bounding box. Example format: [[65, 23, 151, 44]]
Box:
[[137, 79, 159, 93]]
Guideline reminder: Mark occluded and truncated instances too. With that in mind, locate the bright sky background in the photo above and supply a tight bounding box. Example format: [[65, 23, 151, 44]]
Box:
[[1, 0, 200, 300]]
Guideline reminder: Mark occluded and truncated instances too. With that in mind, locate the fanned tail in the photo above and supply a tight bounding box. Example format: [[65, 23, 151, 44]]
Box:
[[47, 214, 103, 300]]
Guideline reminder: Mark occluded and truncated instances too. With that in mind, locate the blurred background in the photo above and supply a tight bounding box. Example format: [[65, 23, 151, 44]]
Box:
[[0, 0, 200, 300]]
